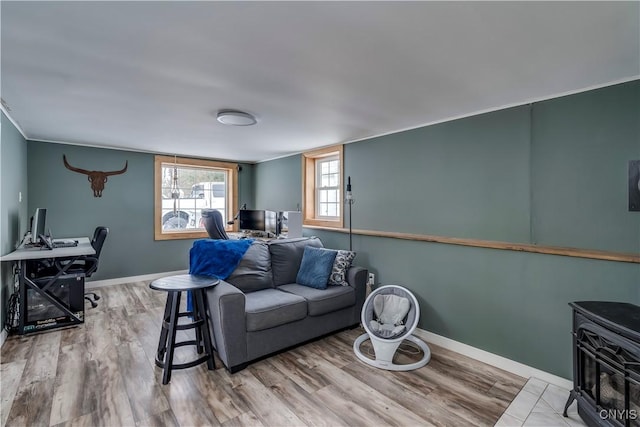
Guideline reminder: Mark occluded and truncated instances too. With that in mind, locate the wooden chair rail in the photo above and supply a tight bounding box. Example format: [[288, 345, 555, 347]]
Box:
[[304, 225, 640, 264]]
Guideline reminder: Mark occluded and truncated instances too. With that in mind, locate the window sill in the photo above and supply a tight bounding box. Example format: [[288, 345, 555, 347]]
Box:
[[154, 230, 209, 241], [303, 218, 344, 228]]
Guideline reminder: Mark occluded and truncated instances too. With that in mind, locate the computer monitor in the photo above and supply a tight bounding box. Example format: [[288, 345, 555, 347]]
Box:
[[239, 209, 277, 235], [31, 208, 47, 240], [264, 210, 277, 236]]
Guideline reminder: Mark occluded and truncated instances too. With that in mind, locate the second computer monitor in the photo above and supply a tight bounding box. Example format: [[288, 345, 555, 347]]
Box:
[[239, 209, 277, 235]]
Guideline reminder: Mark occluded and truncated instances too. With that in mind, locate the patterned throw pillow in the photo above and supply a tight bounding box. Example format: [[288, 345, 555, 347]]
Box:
[[328, 250, 356, 286]]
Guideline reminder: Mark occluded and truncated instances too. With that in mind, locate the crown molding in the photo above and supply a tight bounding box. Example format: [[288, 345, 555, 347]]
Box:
[[257, 75, 640, 164], [27, 137, 257, 164], [0, 103, 28, 140], [339, 75, 640, 148]]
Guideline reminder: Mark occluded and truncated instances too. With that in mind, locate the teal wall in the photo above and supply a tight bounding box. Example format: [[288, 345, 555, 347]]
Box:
[[531, 86, 640, 252], [27, 142, 255, 281], [237, 163, 255, 210], [345, 107, 532, 241], [254, 80, 640, 378], [1, 112, 28, 328], [255, 154, 302, 212]]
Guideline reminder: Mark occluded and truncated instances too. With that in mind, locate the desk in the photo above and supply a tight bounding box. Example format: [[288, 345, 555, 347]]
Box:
[[0, 237, 94, 334], [227, 232, 278, 241], [1, 237, 94, 261]]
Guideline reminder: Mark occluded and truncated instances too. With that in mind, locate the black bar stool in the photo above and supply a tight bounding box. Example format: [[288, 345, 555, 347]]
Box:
[[150, 274, 219, 384]]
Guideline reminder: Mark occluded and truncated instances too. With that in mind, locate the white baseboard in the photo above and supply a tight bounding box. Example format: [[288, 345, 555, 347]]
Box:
[[414, 328, 573, 390], [85, 270, 188, 289]]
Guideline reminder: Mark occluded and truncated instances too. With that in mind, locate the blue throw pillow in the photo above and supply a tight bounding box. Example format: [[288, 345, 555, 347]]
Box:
[[296, 246, 338, 289]]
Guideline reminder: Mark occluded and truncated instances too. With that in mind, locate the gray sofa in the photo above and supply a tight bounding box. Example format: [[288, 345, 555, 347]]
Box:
[[205, 237, 368, 372]]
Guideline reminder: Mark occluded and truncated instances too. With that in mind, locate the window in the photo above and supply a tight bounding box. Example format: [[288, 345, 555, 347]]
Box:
[[302, 145, 344, 228], [316, 156, 340, 218], [154, 155, 238, 240]]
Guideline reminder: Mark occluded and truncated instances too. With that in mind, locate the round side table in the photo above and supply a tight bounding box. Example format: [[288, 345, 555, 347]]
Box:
[[150, 274, 219, 384]]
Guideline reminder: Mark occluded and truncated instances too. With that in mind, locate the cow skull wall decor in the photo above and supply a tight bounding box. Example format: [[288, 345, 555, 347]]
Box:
[[63, 155, 128, 197]]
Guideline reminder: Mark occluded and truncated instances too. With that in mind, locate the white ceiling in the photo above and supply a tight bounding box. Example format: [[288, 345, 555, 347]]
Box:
[[2, 1, 638, 163]]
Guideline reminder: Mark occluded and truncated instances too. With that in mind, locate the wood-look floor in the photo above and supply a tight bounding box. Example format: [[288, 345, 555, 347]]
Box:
[[1, 281, 526, 427]]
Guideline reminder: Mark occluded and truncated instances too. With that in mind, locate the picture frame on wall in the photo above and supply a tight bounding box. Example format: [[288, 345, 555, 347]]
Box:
[[629, 160, 640, 212]]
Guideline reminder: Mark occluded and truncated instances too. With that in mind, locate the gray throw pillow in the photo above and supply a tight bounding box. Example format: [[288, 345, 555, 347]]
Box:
[[328, 250, 356, 286], [226, 241, 273, 292]]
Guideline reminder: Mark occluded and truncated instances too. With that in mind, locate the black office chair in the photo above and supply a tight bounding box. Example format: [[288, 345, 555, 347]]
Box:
[[201, 209, 229, 240], [52, 226, 109, 308]]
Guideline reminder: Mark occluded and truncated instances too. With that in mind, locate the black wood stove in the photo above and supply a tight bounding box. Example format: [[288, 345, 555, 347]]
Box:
[[564, 301, 640, 427]]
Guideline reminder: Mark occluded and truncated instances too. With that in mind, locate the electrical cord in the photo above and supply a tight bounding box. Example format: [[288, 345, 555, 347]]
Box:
[[4, 265, 20, 332], [398, 341, 422, 355], [364, 339, 423, 357], [5, 293, 19, 332]]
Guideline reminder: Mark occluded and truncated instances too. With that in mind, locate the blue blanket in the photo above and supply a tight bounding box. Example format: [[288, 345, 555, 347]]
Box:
[[187, 238, 253, 312], [189, 238, 253, 279]]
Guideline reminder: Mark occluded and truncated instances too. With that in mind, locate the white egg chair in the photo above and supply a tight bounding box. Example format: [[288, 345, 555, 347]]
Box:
[[353, 285, 431, 371]]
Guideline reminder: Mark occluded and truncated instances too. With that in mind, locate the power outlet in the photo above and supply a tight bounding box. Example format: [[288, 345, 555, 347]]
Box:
[[367, 273, 375, 286]]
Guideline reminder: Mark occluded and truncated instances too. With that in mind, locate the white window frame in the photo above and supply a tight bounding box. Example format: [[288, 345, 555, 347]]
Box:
[[315, 155, 341, 220]]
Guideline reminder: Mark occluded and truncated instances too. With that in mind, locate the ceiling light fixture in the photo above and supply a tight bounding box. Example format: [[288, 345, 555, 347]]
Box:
[[217, 110, 257, 126]]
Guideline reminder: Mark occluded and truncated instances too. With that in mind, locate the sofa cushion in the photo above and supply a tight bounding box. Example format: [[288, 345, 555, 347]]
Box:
[[278, 283, 356, 317], [244, 289, 307, 332], [269, 237, 323, 286], [226, 241, 273, 293]]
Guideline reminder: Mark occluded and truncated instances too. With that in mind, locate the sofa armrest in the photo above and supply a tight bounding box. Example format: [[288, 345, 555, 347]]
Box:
[[205, 280, 248, 370], [347, 266, 368, 323]]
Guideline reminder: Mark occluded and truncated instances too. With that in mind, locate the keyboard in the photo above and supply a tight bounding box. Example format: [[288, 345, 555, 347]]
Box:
[[52, 240, 78, 248], [22, 243, 44, 250]]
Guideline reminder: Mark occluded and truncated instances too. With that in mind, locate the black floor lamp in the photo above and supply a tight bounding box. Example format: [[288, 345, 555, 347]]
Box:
[[345, 176, 354, 251]]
